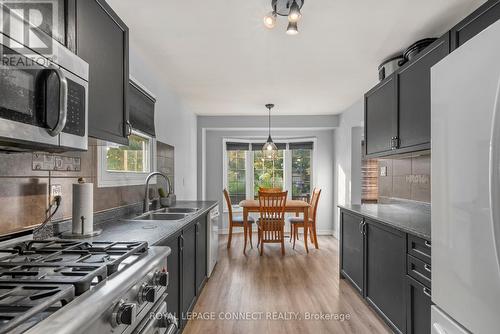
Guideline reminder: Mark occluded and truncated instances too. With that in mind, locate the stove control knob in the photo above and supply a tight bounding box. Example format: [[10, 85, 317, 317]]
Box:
[[112, 300, 137, 326], [139, 283, 156, 303], [153, 270, 169, 287]]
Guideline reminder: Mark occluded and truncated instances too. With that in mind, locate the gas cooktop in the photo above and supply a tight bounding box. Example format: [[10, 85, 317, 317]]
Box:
[[0, 240, 152, 334]]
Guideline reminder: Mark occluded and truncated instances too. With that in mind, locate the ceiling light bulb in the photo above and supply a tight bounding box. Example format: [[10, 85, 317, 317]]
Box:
[[288, 0, 302, 22], [286, 22, 299, 35], [263, 11, 277, 29]]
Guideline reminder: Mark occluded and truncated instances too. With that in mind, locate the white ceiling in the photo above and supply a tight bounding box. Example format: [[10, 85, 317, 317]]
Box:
[[108, 0, 486, 116]]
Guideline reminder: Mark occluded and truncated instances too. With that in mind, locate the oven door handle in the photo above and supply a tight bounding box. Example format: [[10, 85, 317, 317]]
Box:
[[47, 66, 68, 137], [161, 312, 178, 334]]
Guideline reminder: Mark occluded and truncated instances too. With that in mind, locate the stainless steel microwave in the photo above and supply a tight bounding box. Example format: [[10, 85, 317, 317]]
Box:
[[0, 30, 88, 152]]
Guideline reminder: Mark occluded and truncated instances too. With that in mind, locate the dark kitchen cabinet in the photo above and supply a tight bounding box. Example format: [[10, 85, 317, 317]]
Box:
[[406, 276, 432, 334], [195, 218, 207, 294], [364, 75, 398, 156], [181, 222, 197, 327], [365, 220, 406, 334], [451, 0, 500, 51], [339, 210, 364, 294], [71, 0, 130, 145], [164, 231, 181, 325], [397, 35, 449, 151]]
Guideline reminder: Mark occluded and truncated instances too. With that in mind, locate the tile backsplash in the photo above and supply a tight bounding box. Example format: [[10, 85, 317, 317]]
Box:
[[377, 154, 431, 203], [0, 139, 174, 237]]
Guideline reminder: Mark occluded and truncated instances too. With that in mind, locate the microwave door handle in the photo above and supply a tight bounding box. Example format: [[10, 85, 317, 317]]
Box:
[[47, 66, 68, 137], [489, 77, 500, 276]]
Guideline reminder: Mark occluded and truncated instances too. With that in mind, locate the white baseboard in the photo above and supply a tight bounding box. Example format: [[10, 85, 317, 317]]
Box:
[[218, 228, 334, 236]]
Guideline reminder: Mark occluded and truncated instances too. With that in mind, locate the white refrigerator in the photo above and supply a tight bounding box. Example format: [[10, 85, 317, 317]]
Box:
[[431, 19, 500, 334]]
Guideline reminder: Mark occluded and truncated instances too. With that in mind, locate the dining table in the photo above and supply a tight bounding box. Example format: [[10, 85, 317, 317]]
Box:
[[239, 199, 311, 255]]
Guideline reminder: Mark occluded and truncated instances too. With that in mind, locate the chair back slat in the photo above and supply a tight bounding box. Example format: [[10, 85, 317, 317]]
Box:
[[309, 188, 322, 221], [223, 189, 233, 221], [258, 191, 287, 242], [259, 187, 282, 193]]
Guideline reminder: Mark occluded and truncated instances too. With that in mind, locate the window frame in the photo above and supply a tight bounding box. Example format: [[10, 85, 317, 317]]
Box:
[[222, 137, 316, 213], [97, 129, 157, 188]]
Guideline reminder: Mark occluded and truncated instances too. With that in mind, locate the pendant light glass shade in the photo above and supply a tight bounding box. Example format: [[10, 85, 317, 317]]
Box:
[[286, 21, 299, 35], [262, 104, 277, 159], [288, 0, 302, 22], [263, 11, 277, 29]]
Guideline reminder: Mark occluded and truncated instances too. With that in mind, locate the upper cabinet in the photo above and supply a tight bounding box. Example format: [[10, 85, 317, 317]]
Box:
[[67, 0, 130, 145], [396, 35, 449, 151], [364, 0, 500, 158], [364, 75, 398, 156], [451, 0, 500, 51]]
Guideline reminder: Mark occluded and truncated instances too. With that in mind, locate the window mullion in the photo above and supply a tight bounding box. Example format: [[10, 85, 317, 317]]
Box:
[[284, 149, 292, 199], [247, 150, 254, 200]]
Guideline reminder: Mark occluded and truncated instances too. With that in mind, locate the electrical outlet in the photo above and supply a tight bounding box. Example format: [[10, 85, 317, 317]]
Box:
[[380, 166, 387, 177], [51, 184, 62, 197]]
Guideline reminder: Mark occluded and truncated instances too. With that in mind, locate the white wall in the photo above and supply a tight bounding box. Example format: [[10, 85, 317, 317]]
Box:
[[333, 99, 364, 237], [129, 48, 197, 199]]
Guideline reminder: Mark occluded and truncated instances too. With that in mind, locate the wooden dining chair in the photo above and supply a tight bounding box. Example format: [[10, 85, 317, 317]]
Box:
[[223, 189, 255, 249], [257, 191, 288, 256], [288, 188, 321, 250]]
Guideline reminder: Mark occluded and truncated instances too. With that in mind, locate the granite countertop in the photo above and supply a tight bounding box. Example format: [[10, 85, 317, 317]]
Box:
[[339, 203, 431, 241], [83, 200, 219, 245]]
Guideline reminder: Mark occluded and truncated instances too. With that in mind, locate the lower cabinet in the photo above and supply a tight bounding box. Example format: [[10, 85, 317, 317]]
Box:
[[365, 220, 406, 333], [195, 218, 208, 294], [157, 213, 209, 333], [406, 276, 432, 334], [181, 222, 197, 328], [339, 209, 432, 334], [339, 210, 364, 293], [164, 231, 181, 327]]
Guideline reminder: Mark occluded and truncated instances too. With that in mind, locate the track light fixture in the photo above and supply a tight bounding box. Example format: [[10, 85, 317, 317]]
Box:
[[264, 0, 304, 35]]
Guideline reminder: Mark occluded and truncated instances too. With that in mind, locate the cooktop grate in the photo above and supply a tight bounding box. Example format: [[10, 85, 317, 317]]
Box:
[[0, 283, 75, 334]]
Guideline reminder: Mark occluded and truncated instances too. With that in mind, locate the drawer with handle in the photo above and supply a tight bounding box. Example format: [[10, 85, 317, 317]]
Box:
[[407, 235, 431, 264], [407, 254, 431, 288]]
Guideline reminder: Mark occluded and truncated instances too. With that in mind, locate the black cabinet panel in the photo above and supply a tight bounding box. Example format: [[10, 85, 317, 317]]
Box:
[[451, 0, 500, 51], [397, 35, 449, 150], [196, 217, 207, 294], [181, 223, 197, 327], [74, 0, 129, 145], [365, 75, 397, 156], [406, 276, 432, 334], [340, 211, 364, 293], [163, 233, 181, 324], [365, 220, 406, 334]]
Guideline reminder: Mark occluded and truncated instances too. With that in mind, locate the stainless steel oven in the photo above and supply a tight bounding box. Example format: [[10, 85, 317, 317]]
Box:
[[0, 11, 88, 152]]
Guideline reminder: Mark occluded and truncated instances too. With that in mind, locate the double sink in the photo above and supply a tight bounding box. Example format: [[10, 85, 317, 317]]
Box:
[[133, 207, 200, 222]]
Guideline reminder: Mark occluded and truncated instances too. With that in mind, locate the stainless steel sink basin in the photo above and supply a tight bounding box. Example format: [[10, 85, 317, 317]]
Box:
[[160, 207, 199, 214], [134, 213, 187, 221]]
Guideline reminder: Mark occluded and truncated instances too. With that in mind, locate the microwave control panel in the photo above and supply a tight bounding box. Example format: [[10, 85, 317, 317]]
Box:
[[63, 79, 86, 137]]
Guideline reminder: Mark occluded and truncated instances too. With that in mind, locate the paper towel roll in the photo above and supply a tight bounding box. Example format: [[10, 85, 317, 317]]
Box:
[[72, 181, 93, 235]]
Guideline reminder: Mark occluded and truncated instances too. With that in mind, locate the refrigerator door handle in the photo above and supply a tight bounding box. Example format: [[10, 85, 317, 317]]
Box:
[[432, 323, 448, 334], [489, 77, 500, 275]]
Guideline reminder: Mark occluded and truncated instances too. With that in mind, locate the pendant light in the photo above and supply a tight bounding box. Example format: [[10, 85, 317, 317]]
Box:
[[263, 104, 278, 159], [263, 0, 305, 35]]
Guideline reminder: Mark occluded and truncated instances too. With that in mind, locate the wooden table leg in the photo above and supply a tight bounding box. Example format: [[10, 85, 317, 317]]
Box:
[[303, 207, 309, 253], [243, 208, 248, 255]]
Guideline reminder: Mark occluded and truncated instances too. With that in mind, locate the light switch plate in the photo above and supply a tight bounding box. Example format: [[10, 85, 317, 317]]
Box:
[[380, 166, 387, 177], [51, 184, 62, 197]]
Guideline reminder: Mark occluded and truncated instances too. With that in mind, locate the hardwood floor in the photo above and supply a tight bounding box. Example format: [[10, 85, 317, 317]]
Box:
[[183, 234, 390, 334]]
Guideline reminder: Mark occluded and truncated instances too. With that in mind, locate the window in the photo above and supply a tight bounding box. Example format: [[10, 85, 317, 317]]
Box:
[[227, 150, 247, 205], [223, 139, 315, 210], [291, 149, 311, 200], [253, 150, 284, 198], [97, 130, 156, 187]]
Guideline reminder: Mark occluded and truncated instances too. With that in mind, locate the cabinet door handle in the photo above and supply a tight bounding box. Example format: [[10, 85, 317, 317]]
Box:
[[179, 235, 184, 250], [125, 121, 132, 137], [362, 222, 367, 235], [424, 264, 432, 272], [359, 221, 364, 234], [424, 240, 431, 248], [423, 287, 432, 298]]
